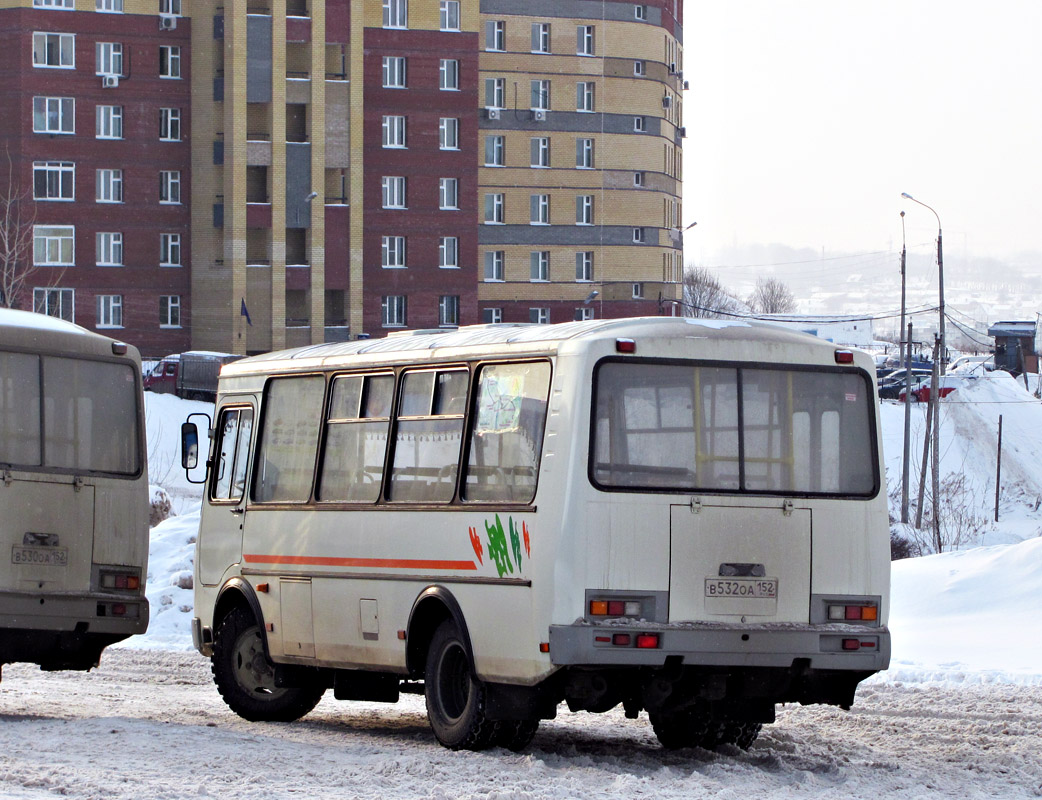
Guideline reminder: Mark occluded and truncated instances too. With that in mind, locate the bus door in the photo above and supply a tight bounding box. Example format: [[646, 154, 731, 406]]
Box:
[[669, 503, 811, 623], [198, 402, 254, 586]]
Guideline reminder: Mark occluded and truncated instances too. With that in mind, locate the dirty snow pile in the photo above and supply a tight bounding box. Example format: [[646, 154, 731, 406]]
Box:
[[134, 378, 1042, 685]]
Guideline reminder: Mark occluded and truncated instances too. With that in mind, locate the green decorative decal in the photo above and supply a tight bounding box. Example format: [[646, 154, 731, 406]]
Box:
[[509, 517, 523, 573], [485, 514, 514, 577]]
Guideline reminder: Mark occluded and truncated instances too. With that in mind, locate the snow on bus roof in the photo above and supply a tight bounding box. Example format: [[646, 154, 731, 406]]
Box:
[[0, 307, 92, 335], [227, 316, 826, 372]]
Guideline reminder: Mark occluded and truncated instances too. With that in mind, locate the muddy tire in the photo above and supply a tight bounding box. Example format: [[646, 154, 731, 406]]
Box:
[[492, 719, 539, 751], [649, 709, 716, 750], [424, 620, 496, 750], [211, 606, 324, 722]]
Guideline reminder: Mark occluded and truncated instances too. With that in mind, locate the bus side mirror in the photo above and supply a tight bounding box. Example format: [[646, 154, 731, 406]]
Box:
[[181, 422, 199, 470]]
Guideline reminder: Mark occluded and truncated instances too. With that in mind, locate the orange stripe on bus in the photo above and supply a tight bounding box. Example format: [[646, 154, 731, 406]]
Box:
[[243, 554, 478, 571]]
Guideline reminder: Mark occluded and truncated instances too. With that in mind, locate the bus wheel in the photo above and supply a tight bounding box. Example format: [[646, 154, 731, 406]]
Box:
[[493, 719, 539, 751], [649, 709, 714, 750], [717, 720, 762, 750], [424, 620, 496, 750], [211, 606, 324, 722]]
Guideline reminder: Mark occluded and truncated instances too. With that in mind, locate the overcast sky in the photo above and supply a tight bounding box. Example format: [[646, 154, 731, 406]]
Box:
[[683, 1, 1042, 268]]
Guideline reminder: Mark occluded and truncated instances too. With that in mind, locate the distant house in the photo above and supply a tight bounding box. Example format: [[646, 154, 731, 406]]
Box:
[[988, 320, 1038, 374], [760, 315, 874, 347]]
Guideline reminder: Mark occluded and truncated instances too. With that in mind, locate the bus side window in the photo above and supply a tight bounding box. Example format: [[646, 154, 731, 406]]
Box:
[[317, 374, 393, 503], [212, 407, 254, 502], [253, 376, 325, 503], [463, 362, 550, 503]]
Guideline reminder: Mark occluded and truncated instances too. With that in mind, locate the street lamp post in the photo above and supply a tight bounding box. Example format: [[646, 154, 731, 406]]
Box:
[[901, 192, 945, 374]]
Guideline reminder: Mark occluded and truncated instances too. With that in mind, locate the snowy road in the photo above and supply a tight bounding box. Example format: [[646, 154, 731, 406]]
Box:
[[0, 650, 1039, 800]]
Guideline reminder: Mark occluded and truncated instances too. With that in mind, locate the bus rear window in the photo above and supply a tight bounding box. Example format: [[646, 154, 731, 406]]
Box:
[[592, 361, 876, 496]]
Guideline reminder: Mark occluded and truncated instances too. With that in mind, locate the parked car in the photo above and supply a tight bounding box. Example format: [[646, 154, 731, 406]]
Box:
[[877, 368, 933, 399], [143, 351, 242, 402], [899, 375, 960, 403]]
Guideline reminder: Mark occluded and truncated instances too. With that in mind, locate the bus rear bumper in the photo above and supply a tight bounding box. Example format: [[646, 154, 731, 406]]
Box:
[[548, 622, 890, 673]]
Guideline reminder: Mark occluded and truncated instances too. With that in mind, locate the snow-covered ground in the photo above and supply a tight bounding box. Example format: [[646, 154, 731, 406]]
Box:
[[3, 378, 1040, 799]]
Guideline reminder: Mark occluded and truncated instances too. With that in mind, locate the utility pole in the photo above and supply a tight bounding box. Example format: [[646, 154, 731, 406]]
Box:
[[901, 321, 912, 522], [930, 335, 942, 552]]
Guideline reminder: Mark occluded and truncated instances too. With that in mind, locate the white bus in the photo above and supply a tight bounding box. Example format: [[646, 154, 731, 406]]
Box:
[[1, 309, 149, 677], [183, 317, 889, 751]]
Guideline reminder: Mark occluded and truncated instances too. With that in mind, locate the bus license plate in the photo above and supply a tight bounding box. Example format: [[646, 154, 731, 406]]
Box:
[[704, 578, 777, 598], [11, 546, 68, 567]]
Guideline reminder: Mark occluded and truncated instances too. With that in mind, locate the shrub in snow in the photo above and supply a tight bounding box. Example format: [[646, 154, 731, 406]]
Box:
[[150, 485, 174, 528]]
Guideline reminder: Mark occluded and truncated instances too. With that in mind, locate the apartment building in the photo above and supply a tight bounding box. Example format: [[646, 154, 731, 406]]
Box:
[[2, 0, 683, 355], [0, 0, 191, 356]]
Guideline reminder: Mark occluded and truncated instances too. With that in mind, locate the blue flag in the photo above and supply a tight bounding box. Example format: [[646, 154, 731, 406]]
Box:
[[240, 298, 252, 326]]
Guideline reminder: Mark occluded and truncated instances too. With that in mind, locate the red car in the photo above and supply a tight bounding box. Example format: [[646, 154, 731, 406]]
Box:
[[899, 376, 958, 402]]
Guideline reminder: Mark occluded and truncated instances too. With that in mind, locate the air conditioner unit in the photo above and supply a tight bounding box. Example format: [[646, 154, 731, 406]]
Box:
[[683, 80, 690, 91], [679, 126, 687, 138], [485, 106, 500, 120], [532, 109, 547, 122], [662, 96, 672, 108], [101, 75, 119, 88], [160, 14, 177, 30]]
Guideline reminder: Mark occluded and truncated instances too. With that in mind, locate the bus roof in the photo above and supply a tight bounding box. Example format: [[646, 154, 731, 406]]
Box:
[[224, 317, 847, 375], [0, 308, 139, 362]]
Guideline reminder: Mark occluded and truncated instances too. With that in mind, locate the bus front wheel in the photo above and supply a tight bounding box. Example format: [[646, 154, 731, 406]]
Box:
[[424, 620, 496, 750], [211, 606, 324, 722]]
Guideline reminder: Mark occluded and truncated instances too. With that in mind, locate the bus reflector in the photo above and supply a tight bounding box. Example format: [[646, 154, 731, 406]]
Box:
[[112, 604, 127, 616], [635, 634, 659, 649], [616, 338, 637, 353], [842, 638, 860, 651], [835, 350, 854, 364], [539, 642, 550, 653], [612, 633, 631, 646]]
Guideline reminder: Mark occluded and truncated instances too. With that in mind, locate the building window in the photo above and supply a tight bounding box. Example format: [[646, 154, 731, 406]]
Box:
[[160, 295, 181, 327], [530, 80, 550, 110], [382, 295, 406, 327], [382, 115, 406, 148], [439, 178, 458, 210], [485, 135, 504, 166], [439, 0, 459, 31], [577, 25, 595, 55], [576, 251, 594, 282], [96, 232, 123, 266], [34, 288, 74, 323], [575, 307, 594, 321], [576, 137, 594, 168], [634, 116, 646, 132], [576, 195, 594, 225], [633, 227, 645, 242], [160, 170, 181, 204], [96, 105, 123, 139], [634, 60, 646, 76], [530, 307, 549, 324], [34, 226, 74, 266], [531, 22, 550, 53], [33, 97, 74, 134], [484, 250, 504, 281], [381, 235, 406, 269], [482, 308, 502, 324], [159, 46, 180, 79], [439, 237, 458, 268], [34, 0, 74, 9], [485, 77, 505, 109], [577, 82, 595, 112], [95, 169, 123, 204], [159, 0, 181, 15], [438, 295, 459, 327], [530, 137, 549, 167], [96, 0, 123, 10], [96, 42, 122, 76], [439, 59, 459, 90], [486, 20, 505, 51], [530, 251, 549, 282], [382, 56, 406, 88], [382, 176, 406, 209], [33, 161, 74, 201], [634, 171, 645, 186], [632, 282, 644, 299], [159, 108, 181, 141], [439, 117, 459, 150], [635, 4, 647, 20], [530, 194, 549, 225], [96, 295, 123, 328], [382, 0, 407, 29], [160, 233, 181, 266], [484, 193, 504, 224], [33, 33, 75, 68]]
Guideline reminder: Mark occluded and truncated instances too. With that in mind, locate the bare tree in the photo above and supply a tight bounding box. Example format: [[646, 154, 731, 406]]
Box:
[[683, 267, 743, 318], [748, 277, 797, 315], [0, 149, 38, 309]]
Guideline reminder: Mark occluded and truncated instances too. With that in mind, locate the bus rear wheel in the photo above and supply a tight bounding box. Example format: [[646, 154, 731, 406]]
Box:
[[424, 620, 496, 750], [211, 606, 325, 722], [649, 709, 715, 750]]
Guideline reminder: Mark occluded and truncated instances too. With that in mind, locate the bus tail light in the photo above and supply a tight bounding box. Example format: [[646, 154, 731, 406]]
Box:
[[616, 338, 637, 353], [635, 633, 660, 649], [828, 603, 878, 622], [835, 350, 854, 364], [100, 569, 141, 592], [589, 599, 643, 618]]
